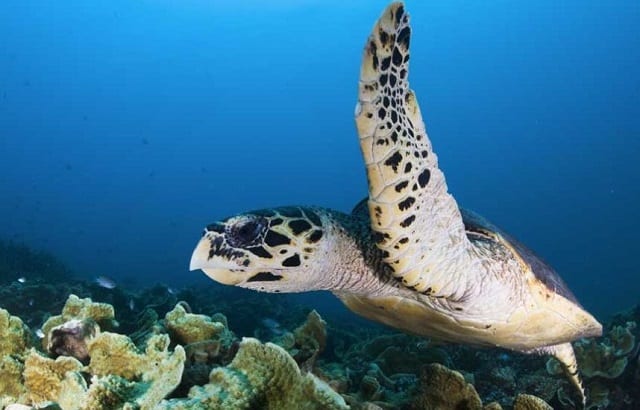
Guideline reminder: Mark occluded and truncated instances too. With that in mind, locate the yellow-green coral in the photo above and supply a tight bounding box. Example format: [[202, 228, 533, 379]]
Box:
[[274, 310, 328, 371], [0, 308, 31, 356], [513, 394, 553, 410], [293, 310, 327, 353], [164, 303, 225, 345], [576, 321, 636, 379], [0, 355, 26, 401], [23, 350, 83, 405], [0, 309, 30, 401], [87, 332, 184, 383], [413, 363, 483, 410], [41, 295, 116, 350], [56, 372, 89, 410], [17, 297, 184, 410], [55, 335, 185, 410], [158, 337, 348, 410], [609, 321, 636, 356]]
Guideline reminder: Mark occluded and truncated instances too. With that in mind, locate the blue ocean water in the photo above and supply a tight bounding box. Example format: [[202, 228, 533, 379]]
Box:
[[0, 0, 638, 321]]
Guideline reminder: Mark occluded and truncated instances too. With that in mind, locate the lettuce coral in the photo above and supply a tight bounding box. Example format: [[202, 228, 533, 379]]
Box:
[[412, 363, 483, 410], [23, 333, 185, 410], [159, 337, 348, 410], [41, 295, 116, 351], [567, 321, 636, 380], [0, 308, 31, 401], [512, 393, 553, 410], [23, 350, 83, 405], [0, 355, 26, 401], [164, 303, 226, 345], [0, 308, 31, 356]]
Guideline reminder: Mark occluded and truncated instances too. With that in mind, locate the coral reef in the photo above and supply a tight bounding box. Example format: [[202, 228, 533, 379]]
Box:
[[0, 309, 33, 402], [512, 394, 553, 410], [159, 337, 348, 410], [164, 302, 225, 345], [575, 321, 636, 379], [40, 294, 117, 351], [411, 363, 484, 409], [274, 309, 328, 371], [547, 319, 638, 409], [23, 350, 83, 405], [0, 308, 32, 356], [1, 240, 638, 410]]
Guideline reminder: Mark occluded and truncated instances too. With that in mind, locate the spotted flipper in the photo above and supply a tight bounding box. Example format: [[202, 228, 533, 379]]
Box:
[[536, 343, 586, 407], [354, 3, 473, 296]]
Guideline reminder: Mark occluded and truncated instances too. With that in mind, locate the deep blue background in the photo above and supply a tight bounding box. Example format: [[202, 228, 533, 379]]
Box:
[[1, 0, 638, 319]]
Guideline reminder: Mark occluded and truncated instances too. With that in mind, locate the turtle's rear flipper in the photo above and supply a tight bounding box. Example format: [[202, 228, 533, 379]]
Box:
[[536, 342, 586, 408]]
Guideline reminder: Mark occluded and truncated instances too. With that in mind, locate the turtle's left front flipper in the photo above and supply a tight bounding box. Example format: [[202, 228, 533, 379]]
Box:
[[355, 2, 473, 298]]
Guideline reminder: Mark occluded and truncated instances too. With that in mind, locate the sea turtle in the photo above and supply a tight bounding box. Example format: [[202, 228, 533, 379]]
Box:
[[190, 2, 602, 404]]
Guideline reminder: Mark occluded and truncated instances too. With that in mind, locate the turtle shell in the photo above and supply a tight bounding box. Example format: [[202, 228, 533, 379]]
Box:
[[460, 208, 579, 305]]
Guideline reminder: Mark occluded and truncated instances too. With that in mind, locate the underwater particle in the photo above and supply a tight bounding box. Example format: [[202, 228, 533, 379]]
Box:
[[47, 318, 99, 363], [17, 276, 27, 283]]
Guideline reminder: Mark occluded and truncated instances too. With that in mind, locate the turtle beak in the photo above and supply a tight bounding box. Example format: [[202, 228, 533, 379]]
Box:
[[189, 235, 210, 272], [189, 235, 245, 285]]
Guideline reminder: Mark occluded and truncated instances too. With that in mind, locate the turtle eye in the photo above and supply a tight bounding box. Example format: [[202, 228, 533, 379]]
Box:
[[227, 216, 268, 248]]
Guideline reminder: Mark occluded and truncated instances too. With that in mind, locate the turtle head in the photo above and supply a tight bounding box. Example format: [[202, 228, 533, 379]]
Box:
[[190, 207, 330, 293]]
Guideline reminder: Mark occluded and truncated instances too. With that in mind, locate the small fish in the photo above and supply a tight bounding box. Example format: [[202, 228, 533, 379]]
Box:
[[95, 275, 117, 289], [167, 287, 177, 295], [128, 299, 135, 311], [17, 276, 27, 283], [261, 318, 284, 336], [35, 329, 44, 338], [28, 299, 34, 307]]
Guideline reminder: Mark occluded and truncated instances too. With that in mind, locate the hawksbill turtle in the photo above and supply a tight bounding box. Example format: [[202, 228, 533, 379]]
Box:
[[190, 2, 602, 404]]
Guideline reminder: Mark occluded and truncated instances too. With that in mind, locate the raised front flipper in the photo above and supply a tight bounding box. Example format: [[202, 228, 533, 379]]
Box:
[[355, 3, 473, 297]]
